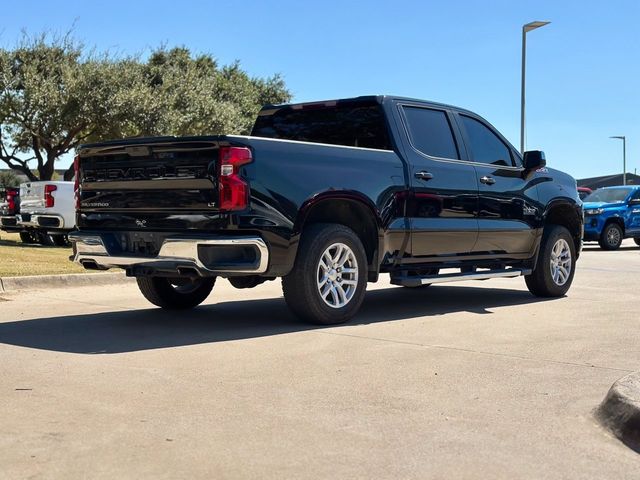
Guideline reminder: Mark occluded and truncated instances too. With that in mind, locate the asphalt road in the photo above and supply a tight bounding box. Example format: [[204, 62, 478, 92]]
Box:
[[1, 240, 639, 479]]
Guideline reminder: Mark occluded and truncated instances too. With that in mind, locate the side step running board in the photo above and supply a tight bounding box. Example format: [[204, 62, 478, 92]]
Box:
[[390, 268, 532, 288]]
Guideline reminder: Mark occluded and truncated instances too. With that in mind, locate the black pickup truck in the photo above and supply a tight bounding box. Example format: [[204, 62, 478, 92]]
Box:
[[71, 95, 582, 324]]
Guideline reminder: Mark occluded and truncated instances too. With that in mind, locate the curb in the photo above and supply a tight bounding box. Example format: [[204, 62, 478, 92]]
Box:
[[0, 272, 134, 292], [596, 372, 640, 452]]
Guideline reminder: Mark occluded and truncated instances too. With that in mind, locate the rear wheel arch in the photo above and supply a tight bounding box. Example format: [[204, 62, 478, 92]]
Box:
[[295, 195, 381, 279]]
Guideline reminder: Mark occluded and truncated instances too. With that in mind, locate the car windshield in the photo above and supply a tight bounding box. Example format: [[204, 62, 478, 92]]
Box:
[[583, 187, 632, 203], [584, 187, 631, 203]]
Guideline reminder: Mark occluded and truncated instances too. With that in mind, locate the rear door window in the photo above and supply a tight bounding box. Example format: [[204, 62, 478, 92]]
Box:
[[401, 106, 460, 159], [251, 101, 392, 150], [460, 115, 514, 167]]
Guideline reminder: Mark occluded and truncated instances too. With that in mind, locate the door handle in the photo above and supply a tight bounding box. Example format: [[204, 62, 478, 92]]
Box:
[[415, 171, 434, 181], [480, 175, 496, 185]]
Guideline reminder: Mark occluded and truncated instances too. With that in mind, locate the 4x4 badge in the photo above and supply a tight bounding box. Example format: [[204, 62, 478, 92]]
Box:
[[523, 206, 537, 216], [135, 219, 147, 227]]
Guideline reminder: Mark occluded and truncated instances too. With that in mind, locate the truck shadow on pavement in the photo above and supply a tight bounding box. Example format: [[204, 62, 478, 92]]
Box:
[[0, 285, 558, 354]]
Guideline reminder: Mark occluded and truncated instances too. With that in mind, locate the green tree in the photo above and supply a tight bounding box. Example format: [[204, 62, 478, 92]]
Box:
[[0, 170, 20, 188], [125, 47, 290, 137], [0, 35, 291, 181], [0, 33, 130, 181]]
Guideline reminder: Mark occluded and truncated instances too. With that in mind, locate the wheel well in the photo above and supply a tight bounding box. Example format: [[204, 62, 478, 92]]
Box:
[[603, 216, 625, 234], [300, 198, 379, 271], [545, 203, 582, 254]]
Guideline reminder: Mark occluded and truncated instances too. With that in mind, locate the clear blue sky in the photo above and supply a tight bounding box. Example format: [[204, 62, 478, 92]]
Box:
[[2, 0, 639, 179]]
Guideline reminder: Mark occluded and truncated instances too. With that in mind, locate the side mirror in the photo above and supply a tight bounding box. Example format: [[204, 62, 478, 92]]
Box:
[[523, 150, 546, 170]]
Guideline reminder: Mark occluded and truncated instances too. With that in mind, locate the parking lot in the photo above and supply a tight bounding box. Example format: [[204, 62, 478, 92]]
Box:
[[1, 240, 639, 478]]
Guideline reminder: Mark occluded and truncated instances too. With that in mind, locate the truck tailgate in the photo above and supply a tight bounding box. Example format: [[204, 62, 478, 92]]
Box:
[[78, 139, 223, 212], [19, 183, 46, 211]]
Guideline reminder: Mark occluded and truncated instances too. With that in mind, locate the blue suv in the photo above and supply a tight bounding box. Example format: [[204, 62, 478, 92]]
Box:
[[583, 185, 640, 250]]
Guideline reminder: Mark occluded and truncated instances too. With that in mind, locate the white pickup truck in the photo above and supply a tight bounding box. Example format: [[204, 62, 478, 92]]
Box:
[[17, 181, 76, 245]]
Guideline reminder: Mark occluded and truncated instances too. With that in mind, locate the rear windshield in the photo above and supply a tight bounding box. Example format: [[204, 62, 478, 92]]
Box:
[[584, 187, 632, 203], [251, 101, 392, 150]]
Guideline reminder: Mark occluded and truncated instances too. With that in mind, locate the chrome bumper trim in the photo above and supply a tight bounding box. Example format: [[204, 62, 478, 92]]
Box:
[[0, 216, 17, 226], [69, 233, 269, 275], [17, 214, 65, 229]]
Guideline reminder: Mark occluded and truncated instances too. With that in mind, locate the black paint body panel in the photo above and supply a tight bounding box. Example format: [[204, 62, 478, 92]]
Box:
[[76, 96, 582, 278]]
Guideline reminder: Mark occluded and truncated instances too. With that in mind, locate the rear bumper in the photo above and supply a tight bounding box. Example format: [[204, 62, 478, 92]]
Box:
[[0, 215, 23, 232], [0, 215, 18, 227], [69, 232, 269, 276], [18, 213, 66, 230]]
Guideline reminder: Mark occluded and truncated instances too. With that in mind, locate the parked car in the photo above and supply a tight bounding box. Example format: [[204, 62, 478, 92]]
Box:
[[0, 187, 20, 231], [577, 186, 592, 200], [70, 95, 582, 324], [0, 187, 20, 222], [17, 181, 76, 246], [583, 185, 640, 250]]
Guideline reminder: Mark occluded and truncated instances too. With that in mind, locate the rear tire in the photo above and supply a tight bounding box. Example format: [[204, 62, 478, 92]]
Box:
[[19, 232, 35, 244], [136, 276, 216, 309], [282, 223, 368, 325], [525, 225, 576, 297], [37, 232, 55, 246], [599, 223, 623, 250], [51, 234, 68, 247]]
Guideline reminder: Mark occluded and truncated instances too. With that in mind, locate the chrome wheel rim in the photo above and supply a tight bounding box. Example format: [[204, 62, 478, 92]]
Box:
[[317, 242, 358, 308], [607, 227, 621, 246], [549, 239, 572, 286]]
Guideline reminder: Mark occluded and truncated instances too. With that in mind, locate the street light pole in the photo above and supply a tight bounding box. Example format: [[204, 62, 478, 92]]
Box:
[[520, 21, 550, 154], [610, 136, 627, 185]]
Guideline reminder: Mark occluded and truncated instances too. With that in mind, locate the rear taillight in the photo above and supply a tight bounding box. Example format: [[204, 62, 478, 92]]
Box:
[[73, 154, 80, 209], [6, 191, 15, 213], [44, 184, 57, 208], [218, 146, 252, 211]]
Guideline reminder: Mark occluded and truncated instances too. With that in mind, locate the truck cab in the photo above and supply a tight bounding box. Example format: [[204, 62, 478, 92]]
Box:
[[583, 185, 640, 250]]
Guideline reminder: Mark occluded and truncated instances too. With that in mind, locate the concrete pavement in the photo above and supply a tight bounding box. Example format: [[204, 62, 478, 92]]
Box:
[[0, 240, 639, 478], [0, 272, 133, 292]]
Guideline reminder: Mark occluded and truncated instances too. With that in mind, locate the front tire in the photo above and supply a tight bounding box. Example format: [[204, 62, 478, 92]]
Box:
[[634, 238, 640, 247], [599, 223, 623, 250], [525, 225, 576, 297], [282, 223, 368, 325], [136, 276, 216, 309]]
